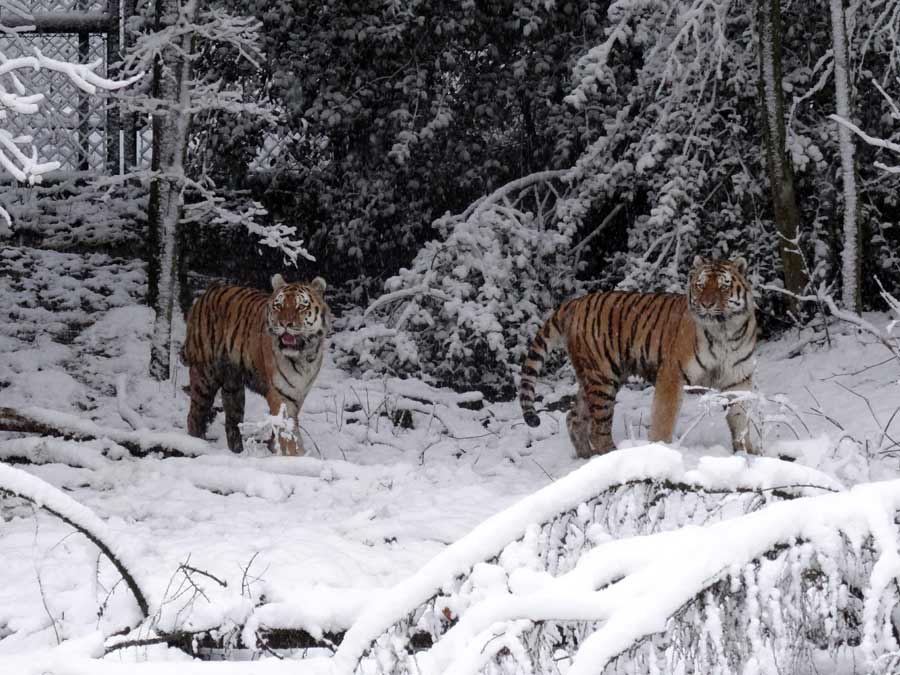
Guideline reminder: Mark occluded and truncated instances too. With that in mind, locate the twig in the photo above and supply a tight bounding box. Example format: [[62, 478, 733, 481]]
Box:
[[822, 356, 897, 381], [531, 458, 555, 481], [571, 203, 624, 259], [240, 552, 261, 598], [834, 382, 900, 451], [31, 513, 61, 645], [180, 563, 227, 588]]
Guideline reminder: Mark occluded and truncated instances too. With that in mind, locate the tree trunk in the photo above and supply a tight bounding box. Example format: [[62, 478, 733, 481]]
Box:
[[757, 0, 806, 310], [829, 0, 860, 313], [147, 0, 199, 381]]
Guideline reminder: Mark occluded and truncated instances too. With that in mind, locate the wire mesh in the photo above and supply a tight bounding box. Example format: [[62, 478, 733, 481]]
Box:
[[0, 29, 110, 174]]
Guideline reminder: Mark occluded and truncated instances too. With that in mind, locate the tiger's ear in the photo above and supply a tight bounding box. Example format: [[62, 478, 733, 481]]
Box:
[[311, 276, 327, 293], [733, 256, 748, 275], [271, 273, 287, 291], [692, 255, 706, 268]]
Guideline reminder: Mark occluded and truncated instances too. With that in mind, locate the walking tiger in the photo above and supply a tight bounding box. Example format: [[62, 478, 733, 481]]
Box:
[[519, 256, 758, 457]]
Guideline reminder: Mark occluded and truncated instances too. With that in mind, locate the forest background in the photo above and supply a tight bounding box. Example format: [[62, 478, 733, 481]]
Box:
[[8, 0, 899, 397]]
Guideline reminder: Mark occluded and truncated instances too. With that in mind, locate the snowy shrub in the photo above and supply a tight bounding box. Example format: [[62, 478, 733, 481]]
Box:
[[0, 180, 147, 251], [333, 172, 582, 397]]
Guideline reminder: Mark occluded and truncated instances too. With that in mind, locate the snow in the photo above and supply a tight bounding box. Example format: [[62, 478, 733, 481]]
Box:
[[2, 246, 900, 672]]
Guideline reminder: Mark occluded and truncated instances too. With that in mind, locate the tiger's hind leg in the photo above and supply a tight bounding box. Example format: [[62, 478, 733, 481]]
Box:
[[566, 389, 593, 459], [569, 369, 619, 458], [221, 374, 246, 454], [584, 372, 618, 456], [187, 365, 220, 439]]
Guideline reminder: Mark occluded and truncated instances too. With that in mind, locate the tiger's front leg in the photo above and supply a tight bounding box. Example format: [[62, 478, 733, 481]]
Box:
[[724, 378, 758, 455], [649, 364, 685, 444], [265, 391, 304, 456]]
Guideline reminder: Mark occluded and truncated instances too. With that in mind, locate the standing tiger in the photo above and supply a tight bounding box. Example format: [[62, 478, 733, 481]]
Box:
[[182, 274, 330, 455], [519, 256, 757, 457]]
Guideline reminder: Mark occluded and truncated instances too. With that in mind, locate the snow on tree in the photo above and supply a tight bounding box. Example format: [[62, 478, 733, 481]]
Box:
[[829, 0, 861, 314], [336, 169, 577, 397], [757, 0, 805, 308], [830, 78, 900, 335], [117, 0, 314, 380]]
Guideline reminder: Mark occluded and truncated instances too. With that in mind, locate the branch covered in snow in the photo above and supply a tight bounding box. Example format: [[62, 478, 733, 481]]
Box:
[[0, 463, 151, 619], [761, 283, 900, 360], [334, 446, 843, 672], [0, 405, 216, 457], [829, 78, 900, 174], [206, 200, 315, 266], [424, 479, 900, 675]]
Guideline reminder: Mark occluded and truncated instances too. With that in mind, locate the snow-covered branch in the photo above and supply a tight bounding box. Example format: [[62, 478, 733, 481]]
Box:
[[426, 478, 900, 675], [0, 49, 141, 95], [830, 113, 900, 173], [363, 280, 452, 319], [335, 446, 842, 672], [761, 283, 900, 360], [0, 405, 216, 457], [829, 78, 900, 174], [182, 189, 314, 266], [470, 169, 570, 223], [0, 463, 151, 619]]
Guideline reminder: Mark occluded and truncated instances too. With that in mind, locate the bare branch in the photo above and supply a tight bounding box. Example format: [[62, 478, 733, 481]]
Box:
[[0, 464, 151, 618]]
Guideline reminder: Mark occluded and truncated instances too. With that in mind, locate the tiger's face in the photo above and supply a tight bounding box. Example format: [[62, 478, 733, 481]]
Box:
[[266, 274, 329, 358], [687, 256, 752, 323]]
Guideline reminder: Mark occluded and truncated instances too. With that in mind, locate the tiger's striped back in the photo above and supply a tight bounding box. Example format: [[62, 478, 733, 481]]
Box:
[[182, 284, 270, 379], [518, 292, 686, 427]]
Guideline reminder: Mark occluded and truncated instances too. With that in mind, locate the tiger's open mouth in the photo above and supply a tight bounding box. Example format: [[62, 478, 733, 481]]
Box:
[[279, 334, 305, 350]]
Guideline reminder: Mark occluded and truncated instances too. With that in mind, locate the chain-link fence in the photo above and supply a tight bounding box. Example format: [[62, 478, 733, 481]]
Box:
[[0, 0, 122, 176]]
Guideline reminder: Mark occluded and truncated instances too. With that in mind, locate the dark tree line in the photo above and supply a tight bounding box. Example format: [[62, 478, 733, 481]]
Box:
[[132, 0, 900, 381]]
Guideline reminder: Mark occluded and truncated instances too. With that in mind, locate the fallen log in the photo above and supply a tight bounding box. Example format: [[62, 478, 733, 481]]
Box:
[[0, 405, 214, 458]]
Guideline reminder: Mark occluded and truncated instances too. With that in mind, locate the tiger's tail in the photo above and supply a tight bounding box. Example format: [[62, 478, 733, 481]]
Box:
[[519, 302, 573, 427]]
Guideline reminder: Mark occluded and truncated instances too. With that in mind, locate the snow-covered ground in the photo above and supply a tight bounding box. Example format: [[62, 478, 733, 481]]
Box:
[[1, 245, 899, 673]]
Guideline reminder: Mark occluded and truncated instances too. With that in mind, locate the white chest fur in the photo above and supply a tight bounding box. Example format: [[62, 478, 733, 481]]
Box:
[[272, 347, 324, 405], [684, 313, 756, 390]]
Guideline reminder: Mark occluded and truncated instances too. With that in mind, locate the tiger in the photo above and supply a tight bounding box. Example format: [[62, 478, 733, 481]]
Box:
[[519, 256, 758, 457], [182, 274, 330, 455]]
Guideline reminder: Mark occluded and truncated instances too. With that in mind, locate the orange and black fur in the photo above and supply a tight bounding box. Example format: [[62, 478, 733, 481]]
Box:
[[182, 274, 330, 455], [519, 256, 757, 457]]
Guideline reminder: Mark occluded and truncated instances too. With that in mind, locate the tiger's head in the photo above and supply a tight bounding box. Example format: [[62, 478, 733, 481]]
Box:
[[687, 256, 753, 323], [266, 274, 330, 358]]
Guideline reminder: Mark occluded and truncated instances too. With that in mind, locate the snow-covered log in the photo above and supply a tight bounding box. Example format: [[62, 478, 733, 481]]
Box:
[[0, 405, 215, 457]]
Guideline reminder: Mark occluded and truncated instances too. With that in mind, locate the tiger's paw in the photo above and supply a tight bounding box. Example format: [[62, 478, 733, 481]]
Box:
[[274, 434, 305, 457]]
